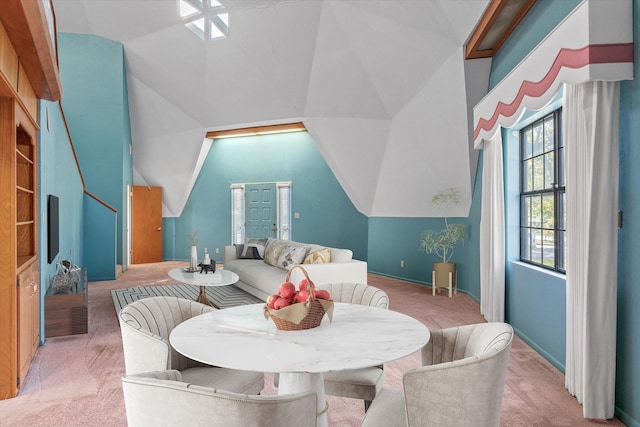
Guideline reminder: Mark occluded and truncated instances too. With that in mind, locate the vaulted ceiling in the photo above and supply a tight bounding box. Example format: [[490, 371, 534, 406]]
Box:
[[53, 0, 493, 218]]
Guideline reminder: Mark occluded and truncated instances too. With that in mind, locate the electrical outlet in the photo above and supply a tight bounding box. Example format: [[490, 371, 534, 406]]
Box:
[[400, 260, 405, 268], [215, 248, 219, 254]]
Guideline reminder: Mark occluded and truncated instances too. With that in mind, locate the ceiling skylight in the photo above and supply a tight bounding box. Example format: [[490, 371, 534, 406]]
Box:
[[179, 0, 228, 41]]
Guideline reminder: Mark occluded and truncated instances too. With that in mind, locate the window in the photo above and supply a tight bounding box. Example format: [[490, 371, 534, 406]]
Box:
[[230, 182, 291, 244], [520, 109, 565, 272], [179, 0, 229, 41]]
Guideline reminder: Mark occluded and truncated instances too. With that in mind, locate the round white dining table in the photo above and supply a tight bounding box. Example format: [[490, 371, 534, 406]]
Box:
[[168, 267, 239, 308], [169, 302, 430, 427]]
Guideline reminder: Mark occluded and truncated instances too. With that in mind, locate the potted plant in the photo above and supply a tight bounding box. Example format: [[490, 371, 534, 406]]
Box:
[[420, 188, 466, 296]]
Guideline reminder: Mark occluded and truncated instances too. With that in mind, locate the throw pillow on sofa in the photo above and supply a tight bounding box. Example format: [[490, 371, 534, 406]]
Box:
[[240, 238, 268, 259], [276, 244, 307, 270], [263, 239, 289, 266], [303, 247, 331, 264]]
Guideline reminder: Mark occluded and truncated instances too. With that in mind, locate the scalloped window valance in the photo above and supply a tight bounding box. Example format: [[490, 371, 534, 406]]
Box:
[[473, 0, 633, 148]]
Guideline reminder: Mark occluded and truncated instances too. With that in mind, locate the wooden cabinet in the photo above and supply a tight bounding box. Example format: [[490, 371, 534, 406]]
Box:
[[17, 261, 39, 387]]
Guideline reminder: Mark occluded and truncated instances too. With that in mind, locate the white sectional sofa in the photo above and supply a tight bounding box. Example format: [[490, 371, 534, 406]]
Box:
[[223, 238, 368, 301]]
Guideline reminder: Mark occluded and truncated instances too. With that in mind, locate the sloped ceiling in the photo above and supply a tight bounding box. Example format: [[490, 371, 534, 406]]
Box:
[[53, 0, 491, 217]]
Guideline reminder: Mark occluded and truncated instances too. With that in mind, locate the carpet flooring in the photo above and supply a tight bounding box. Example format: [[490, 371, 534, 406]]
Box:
[[111, 283, 262, 312], [0, 261, 626, 426]]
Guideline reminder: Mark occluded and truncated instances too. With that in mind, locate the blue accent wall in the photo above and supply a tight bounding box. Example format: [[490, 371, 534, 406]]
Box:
[[166, 132, 368, 262], [38, 100, 85, 341], [367, 217, 473, 292], [83, 195, 117, 281], [57, 33, 133, 274], [616, 3, 640, 423]]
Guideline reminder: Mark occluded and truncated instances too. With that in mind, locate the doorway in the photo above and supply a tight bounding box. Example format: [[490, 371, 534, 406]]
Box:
[[131, 186, 163, 263], [231, 182, 291, 243]]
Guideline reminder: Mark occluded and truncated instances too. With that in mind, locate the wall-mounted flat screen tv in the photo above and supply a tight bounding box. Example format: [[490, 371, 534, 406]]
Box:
[[48, 195, 59, 264]]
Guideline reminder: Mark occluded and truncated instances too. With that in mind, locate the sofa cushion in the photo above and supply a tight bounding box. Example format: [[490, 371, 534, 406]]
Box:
[[276, 244, 307, 269], [224, 259, 287, 296], [303, 247, 331, 264], [331, 248, 353, 263]]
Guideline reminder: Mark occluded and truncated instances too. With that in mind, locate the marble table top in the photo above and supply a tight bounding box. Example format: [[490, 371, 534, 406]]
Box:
[[168, 267, 239, 287], [169, 302, 430, 374]]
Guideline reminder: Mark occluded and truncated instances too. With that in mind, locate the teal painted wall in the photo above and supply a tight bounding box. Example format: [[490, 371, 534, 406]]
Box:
[[490, 1, 639, 425], [165, 132, 368, 262], [366, 217, 472, 292], [57, 33, 133, 272], [38, 100, 85, 341], [616, 3, 640, 424], [83, 195, 117, 281]]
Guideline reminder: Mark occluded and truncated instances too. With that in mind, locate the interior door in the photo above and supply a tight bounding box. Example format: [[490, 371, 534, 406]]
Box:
[[245, 183, 277, 239], [131, 186, 163, 264]]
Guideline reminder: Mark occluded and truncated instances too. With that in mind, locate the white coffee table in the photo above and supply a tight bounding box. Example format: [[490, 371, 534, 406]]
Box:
[[169, 302, 430, 427], [168, 267, 239, 308]]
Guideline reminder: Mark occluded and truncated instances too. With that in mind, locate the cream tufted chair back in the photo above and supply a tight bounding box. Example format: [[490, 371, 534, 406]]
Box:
[[119, 296, 214, 373], [318, 282, 389, 308], [122, 370, 317, 427], [362, 322, 514, 427], [118, 296, 264, 395]]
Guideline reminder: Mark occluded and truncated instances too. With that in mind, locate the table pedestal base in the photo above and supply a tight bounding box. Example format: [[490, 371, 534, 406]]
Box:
[[279, 372, 328, 427], [196, 286, 219, 308]]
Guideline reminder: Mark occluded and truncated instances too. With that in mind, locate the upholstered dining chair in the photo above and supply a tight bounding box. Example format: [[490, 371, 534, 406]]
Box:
[[118, 296, 264, 394], [279, 282, 388, 411], [122, 370, 317, 427], [361, 322, 514, 427]]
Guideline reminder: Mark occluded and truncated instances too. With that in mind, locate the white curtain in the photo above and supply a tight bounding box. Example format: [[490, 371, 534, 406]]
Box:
[[563, 81, 619, 419], [479, 130, 505, 323]]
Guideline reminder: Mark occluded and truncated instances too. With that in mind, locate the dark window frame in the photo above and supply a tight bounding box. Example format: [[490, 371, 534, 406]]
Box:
[[519, 108, 565, 273]]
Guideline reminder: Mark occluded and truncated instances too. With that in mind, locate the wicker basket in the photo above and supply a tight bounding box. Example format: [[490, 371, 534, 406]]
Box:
[[264, 265, 332, 331]]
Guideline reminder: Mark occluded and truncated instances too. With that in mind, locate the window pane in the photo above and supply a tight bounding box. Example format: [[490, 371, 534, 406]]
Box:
[[521, 196, 531, 226], [230, 186, 244, 244], [278, 184, 291, 240], [532, 124, 543, 156], [533, 156, 543, 190], [523, 159, 533, 192], [524, 127, 533, 159], [541, 229, 555, 267], [558, 191, 565, 229], [530, 194, 542, 228], [531, 233, 542, 264], [544, 152, 554, 189], [542, 194, 554, 229], [543, 116, 554, 152], [557, 230, 566, 271]]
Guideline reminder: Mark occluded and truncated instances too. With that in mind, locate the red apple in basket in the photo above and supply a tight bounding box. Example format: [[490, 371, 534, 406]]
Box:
[[278, 282, 296, 299], [295, 289, 310, 303], [266, 294, 280, 309], [298, 279, 309, 291], [315, 289, 331, 300], [274, 297, 292, 310]]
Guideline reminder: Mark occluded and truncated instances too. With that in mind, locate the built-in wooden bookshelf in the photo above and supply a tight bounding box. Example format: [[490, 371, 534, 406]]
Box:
[[0, 0, 61, 399], [16, 126, 36, 269]]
